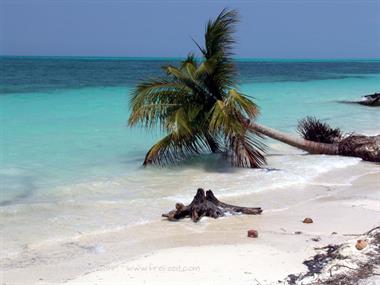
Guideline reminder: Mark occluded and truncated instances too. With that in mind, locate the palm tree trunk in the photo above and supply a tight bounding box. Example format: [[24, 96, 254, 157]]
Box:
[[250, 123, 339, 155]]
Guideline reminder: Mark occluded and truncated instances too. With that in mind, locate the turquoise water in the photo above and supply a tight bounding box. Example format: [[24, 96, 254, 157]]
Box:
[[1, 58, 380, 204], [247, 75, 380, 132], [0, 57, 379, 257]]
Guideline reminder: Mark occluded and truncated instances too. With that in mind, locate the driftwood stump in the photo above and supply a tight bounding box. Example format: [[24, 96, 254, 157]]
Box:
[[162, 188, 262, 222]]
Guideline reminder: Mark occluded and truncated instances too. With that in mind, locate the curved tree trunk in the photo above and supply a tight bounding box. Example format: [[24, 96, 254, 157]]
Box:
[[250, 123, 380, 163], [250, 123, 339, 155]]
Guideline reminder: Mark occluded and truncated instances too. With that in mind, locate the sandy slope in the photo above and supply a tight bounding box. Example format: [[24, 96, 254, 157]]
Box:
[[62, 172, 380, 285]]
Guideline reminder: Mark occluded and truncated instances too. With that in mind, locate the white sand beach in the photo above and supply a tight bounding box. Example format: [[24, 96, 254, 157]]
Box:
[[62, 171, 380, 285], [2, 158, 379, 285]]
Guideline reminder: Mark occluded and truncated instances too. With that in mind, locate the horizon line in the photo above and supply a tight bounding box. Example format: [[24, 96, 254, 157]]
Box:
[[1, 55, 380, 62]]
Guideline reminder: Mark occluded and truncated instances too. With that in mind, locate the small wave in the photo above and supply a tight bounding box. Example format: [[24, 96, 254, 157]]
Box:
[[164, 155, 361, 202]]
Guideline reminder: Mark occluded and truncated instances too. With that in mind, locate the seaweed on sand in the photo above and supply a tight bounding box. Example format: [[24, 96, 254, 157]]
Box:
[[286, 227, 380, 285]]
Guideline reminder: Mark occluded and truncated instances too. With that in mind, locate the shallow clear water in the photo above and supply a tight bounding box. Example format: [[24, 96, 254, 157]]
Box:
[[1, 57, 379, 257]]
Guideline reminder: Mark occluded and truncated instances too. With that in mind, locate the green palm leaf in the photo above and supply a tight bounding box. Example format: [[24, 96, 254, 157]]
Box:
[[143, 132, 209, 166]]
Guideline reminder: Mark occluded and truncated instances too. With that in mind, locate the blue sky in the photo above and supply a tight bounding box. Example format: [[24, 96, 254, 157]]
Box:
[[1, 0, 379, 58]]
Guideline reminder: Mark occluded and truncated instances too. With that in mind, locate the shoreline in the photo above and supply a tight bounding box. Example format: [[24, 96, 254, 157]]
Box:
[[2, 164, 379, 284]]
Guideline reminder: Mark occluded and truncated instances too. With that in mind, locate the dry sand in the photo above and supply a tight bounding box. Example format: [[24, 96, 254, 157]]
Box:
[[62, 171, 380, 285]]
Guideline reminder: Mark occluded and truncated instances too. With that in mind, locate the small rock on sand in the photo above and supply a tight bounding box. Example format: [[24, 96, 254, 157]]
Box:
[[247, 230, 258, 238], [356, 239, 368, 250], [303, 218, 313, 224]]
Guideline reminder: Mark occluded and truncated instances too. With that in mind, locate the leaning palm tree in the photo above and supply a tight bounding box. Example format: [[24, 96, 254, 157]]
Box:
[[129, 9, 265, 168], [129, 9, 380, 166]]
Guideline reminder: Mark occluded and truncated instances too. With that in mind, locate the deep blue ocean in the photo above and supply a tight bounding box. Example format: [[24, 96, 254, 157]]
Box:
[[2, 57, 380, 94]]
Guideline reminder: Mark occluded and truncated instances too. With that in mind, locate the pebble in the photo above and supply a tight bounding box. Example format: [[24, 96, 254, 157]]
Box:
[[355, 239, 368, 250], [247, 229, 258, 238]]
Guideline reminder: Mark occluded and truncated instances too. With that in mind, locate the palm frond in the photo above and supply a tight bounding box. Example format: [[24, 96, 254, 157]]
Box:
[[208, 94, 265, 167], [180, 53, 198, 70], [143, 132, 210, 166], [208, 90, 259, 135], [130, 79, 190, 107], [128, 103, 179, 129], [203, 8, 238, 59], [163, 65, 215, 102], [194, 58, 217, 80], [208, 100, 244, 135], [196, 9, 239, 99], [297, 116, 342, 144], [167, 107, 193, 135], [128, 79, 191, 129], [191, 37, 206, 56], [228, 132, 266, 168], [226, 89, 259, 119]]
